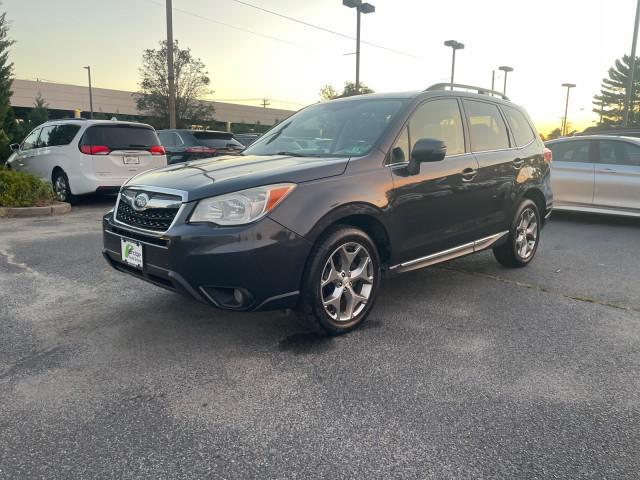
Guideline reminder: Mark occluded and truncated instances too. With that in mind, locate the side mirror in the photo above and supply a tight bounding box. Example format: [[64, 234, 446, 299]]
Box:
[[411, 138, 446, 163], [9, 143, 19, 152]]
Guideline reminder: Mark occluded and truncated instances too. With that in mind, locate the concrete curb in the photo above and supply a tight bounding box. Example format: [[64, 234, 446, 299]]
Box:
[[0, 202, 71, 218]]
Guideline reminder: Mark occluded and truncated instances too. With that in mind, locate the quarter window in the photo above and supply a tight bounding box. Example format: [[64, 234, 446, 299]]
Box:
[[463, 100, 510, 152], [159, 131, 183, 147], [49, 124, 81, 146], [390, 126, 410, 164], [503, 105, 535, 147], [408, 99, 465, 156]]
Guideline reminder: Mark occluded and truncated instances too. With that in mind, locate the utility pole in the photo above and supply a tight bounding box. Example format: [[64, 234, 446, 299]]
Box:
[[561, 83, 576, 136], [623, 0, 640, 127], [343, 0, 375, 94], [499, 66, 513, 95], [166, 0, 177, 129], [83, 66, 93, 119], [261, 98, 270, 108], [491, 70, 495, 91], [444, 40, 464, 89]]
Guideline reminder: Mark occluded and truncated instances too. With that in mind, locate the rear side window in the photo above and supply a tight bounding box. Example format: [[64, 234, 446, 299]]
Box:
[[503, 105, 535, 147], [463, 100, 510, 152], [81, 125, 160, 150], [193, 132, 243, 148], [158, 131, 184, 147], [548, 141, 591, 163], [39, 124, 81, 147], [409, 99, 465, 155]]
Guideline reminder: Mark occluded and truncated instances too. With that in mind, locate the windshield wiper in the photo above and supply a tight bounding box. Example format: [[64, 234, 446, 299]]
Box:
[[274, 151, 306, 157]]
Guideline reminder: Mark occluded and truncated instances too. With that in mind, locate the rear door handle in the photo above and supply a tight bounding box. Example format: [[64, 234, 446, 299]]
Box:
[[513, 158, 525, 168], [461, 167, 478, 182]]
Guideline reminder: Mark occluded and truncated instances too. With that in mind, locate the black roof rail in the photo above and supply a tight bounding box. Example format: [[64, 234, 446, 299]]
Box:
[[425, 83, 509, 101]]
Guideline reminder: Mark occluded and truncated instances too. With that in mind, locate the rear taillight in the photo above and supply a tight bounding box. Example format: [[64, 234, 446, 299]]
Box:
[[543, 147, 553, 164], [149, 145, 166, 155], [185, 146, 217, 155], [80, 144, 110, 155]]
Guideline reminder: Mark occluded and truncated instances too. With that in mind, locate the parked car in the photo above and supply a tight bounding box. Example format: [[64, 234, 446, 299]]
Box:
[[103, 84, 552, 335], [157, 129, 244, 164], [234, 133, 262, 147], [546, 135, 640, 217], [7, 119, 166, 204]]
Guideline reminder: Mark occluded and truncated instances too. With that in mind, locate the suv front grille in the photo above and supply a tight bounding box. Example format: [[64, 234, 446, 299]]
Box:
[[115, 191, 181, 232]]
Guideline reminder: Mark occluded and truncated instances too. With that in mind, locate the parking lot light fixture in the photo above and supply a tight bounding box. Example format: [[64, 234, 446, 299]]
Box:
[[499, 65, 513, 95], [343, 0, 375, 94], [562, 83, 577, 136], [444, 40, 464, 89], [83, 66, 93, 119]]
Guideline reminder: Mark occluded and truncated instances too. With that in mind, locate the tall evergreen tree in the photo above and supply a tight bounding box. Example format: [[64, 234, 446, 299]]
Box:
[[27, 92, 49, 127], [593, 55, 640, 126], [0, 6, 14, 160]]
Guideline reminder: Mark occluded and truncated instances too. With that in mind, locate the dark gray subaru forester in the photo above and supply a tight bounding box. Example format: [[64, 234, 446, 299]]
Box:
[[103, 84, 553, 335]]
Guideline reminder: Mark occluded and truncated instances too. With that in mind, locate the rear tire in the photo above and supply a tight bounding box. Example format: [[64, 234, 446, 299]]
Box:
[[493, 199, 540, 268], [298, 226, 381, 336], [52, 170, 76, 205]]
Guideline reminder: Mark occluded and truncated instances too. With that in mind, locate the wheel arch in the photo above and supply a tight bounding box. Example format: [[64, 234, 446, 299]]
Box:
[[522, 187, 547, 224], [305, 203, 392, 266]]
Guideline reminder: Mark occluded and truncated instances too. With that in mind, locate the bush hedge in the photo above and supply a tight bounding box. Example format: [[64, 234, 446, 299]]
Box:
[[0, 168, 55, 207]]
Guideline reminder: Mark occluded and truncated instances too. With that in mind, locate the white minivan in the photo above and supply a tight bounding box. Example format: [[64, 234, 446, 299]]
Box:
[[7, 119, 167, 203]]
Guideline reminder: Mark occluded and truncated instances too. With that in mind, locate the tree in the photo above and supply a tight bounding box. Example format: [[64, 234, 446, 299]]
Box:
[[0, 6, 14, 161], [27, 92, 48, 127], [319, 84, 339, 101], [318, 81, 374, 100], [593, 55, 640, 126], [136, 40, 215, 129]]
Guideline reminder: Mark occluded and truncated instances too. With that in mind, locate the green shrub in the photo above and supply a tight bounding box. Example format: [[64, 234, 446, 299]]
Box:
[[0, 168, 55, 207]]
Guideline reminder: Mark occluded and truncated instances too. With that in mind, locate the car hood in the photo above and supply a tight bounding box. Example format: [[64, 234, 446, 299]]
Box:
[[125, 154, 349, 202]]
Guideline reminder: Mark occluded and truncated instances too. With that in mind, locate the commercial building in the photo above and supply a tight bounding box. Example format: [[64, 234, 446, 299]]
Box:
[[10, 79, 295, 130]]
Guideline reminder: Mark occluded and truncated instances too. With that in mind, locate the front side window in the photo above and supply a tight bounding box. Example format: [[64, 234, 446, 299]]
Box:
[[243, 98, 409, 157], [503, 105, 535, 147], [463, 100, 510, 152], [597, 140, 640, 167], [548, 141, 591, 163], [409, 99, 465, 156], [21, 128, 40, 150]]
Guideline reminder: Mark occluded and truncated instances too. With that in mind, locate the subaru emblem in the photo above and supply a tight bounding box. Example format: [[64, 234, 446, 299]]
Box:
[[133, 193, 150, 211]]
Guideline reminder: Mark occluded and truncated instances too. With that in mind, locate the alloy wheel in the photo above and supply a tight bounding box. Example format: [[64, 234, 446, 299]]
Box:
[[515, 207, 538, 259], [54, 175, 67, 202], [320, 242, 374, 322]]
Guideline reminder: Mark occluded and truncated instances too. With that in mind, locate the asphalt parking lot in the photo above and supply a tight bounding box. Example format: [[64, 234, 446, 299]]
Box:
[[1, 199, 639, 479]]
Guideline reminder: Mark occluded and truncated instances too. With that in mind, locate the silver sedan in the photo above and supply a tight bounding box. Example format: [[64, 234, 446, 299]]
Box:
[[546, 135, 640, 217]]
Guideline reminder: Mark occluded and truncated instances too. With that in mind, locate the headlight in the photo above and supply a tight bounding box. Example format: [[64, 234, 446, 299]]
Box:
[[189, 183, 296, 226]]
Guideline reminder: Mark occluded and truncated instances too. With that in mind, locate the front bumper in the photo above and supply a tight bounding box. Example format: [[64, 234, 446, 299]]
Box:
[[102, 209, 312, 311]]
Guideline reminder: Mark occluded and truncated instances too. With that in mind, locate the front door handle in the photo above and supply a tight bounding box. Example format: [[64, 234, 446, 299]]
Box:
[[513, 158, 525, 168], [461, 167, 478, 182], [597, 167, 616, 173]]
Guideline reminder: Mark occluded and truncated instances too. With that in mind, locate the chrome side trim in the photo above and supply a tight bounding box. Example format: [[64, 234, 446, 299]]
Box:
[[389, 231, 509, 273]]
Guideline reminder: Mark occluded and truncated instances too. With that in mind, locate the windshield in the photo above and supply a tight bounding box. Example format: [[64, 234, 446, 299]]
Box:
[[243, 98, 409, 157]]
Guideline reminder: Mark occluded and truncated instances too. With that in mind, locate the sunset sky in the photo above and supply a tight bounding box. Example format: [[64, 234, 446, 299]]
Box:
[[5, 0, 639, 134]]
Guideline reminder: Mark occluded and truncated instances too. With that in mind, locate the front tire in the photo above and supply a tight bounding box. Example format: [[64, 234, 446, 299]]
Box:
[[52, 170, 76, 204], [298, 226, 381, 335], [493, 199, 540, 268]]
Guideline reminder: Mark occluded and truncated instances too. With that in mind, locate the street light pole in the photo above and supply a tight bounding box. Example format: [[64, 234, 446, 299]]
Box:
[[623, 0, 640, 127], [491, 70, 495, 91], [83, 66, 93, 119], [562, 83, 576, 136], [166, 0, 177, 129], [343, 0, 375, 94], [499, 66, 513, 95], [444, 40, 464, 89]]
